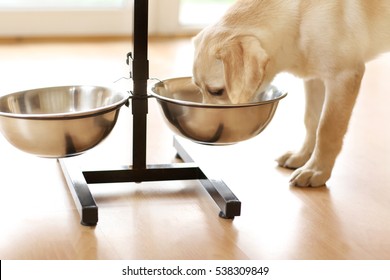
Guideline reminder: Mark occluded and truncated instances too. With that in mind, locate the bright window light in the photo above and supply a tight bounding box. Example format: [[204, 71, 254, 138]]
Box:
[[179, 0, 234, 27], [0, 0, 127, 9]]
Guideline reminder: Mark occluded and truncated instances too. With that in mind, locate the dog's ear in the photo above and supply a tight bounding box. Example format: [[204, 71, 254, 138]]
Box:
[[218, 36, 269, 103]]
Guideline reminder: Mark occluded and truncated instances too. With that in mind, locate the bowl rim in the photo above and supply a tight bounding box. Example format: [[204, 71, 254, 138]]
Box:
[[0, 85, 130, 120], [150, 77, 287, 109]]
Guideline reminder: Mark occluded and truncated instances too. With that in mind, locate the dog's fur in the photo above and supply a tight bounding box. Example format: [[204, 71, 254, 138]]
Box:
[[192, 0, 390, 187]]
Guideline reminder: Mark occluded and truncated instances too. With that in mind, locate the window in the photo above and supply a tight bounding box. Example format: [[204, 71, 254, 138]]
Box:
[[149, 0, 234, 35], [0, 0, 125, 9], [0, 0, 234, 37], [179, 0, 234, 27], [0, 0, 132, 37]]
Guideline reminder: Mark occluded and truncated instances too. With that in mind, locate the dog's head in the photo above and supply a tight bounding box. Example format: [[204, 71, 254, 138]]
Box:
[[192, 28, 270, 104]]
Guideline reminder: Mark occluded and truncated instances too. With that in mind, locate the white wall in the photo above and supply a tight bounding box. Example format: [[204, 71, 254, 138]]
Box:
[[0, 0, 195, 37]]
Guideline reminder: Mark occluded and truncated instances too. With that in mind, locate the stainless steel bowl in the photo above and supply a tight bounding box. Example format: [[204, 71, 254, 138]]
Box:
[[0, 85, 129, 157], [151, 77, 287, 145]]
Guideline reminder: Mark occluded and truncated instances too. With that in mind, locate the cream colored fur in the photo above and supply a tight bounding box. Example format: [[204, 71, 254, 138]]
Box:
[[192, 0, 390, 187]]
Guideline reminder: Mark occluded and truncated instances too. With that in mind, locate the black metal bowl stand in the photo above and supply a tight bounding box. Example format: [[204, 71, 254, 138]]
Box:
[[58, 0, 241, 226]]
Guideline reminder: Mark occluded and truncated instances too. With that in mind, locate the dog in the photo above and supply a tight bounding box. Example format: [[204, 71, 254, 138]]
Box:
[[192, 0, 390, 187]]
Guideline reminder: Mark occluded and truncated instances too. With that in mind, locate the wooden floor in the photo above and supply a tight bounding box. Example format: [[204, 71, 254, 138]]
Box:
[[0, 37, 389, 260]]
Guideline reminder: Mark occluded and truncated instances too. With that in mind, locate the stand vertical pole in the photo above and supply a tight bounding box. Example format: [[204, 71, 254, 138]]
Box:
[[132, 0, 149, 170]]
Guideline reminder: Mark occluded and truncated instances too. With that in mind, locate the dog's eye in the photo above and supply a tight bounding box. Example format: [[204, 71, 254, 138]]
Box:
[[208, 88, 224, 96]]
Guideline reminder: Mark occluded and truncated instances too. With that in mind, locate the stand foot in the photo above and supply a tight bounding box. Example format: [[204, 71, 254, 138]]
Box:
[[219, 211, 234, 219], [200, 179, 241, 219], [58, 138, 241, 226], [174, 137, 241, 219], [58, 159, 98, 226]]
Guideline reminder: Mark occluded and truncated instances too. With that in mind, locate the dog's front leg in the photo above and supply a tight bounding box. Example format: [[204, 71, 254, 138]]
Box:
[[290, 65, 365, 187], [276, 79, 325, 169]]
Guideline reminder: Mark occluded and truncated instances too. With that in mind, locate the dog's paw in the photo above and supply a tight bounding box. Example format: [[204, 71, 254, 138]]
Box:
[[289, 167, 329, 187], [276, 151, 310, 169]]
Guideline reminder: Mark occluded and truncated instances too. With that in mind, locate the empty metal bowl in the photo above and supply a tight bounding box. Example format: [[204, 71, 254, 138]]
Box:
[[0, 85, 129, 158], [151, 77, 287, 145]]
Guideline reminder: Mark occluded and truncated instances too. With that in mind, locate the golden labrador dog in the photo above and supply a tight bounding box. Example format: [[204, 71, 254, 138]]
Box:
[[192, 0, 390, 187]]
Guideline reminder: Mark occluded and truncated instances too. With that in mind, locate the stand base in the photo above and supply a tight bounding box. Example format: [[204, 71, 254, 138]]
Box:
[[59, 137, 241, 226]]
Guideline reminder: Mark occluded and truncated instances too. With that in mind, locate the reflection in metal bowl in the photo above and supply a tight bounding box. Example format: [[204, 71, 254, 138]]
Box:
[[0, 85, 129, 157], [151, 77, 287, 145]]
